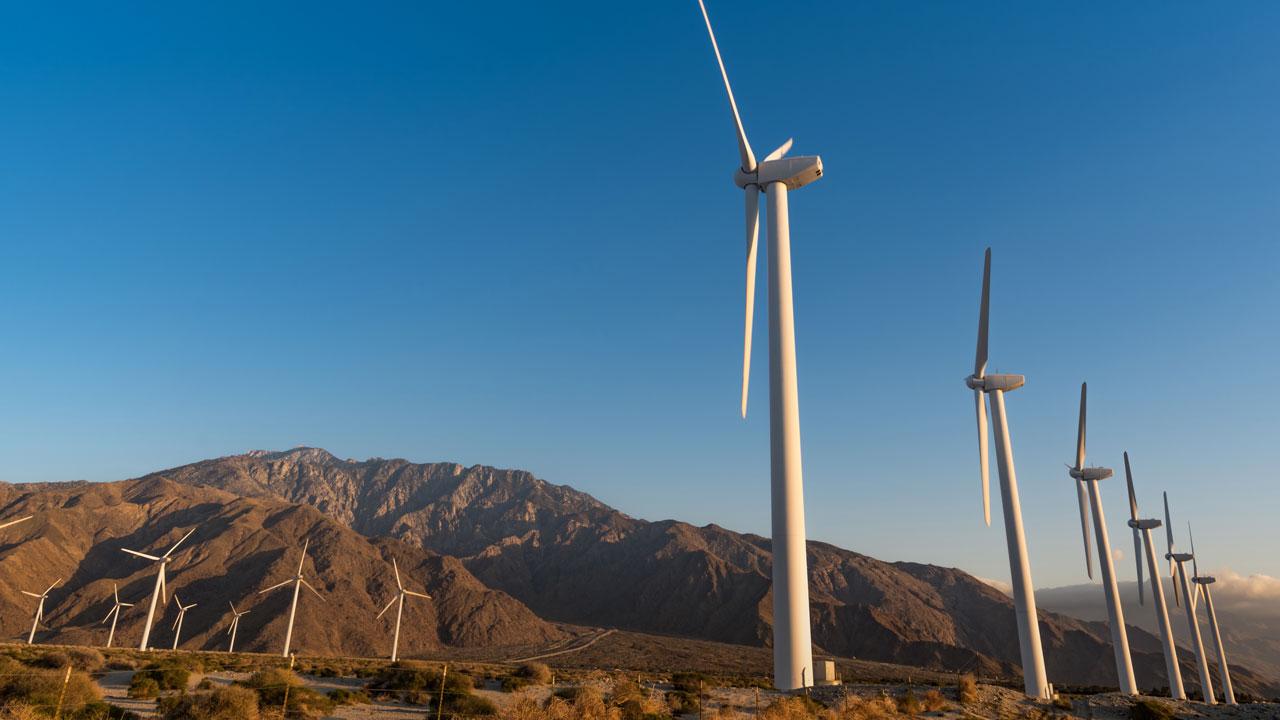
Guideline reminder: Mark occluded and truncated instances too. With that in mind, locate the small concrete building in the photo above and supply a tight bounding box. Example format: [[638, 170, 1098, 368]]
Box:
[[814, 660, 840, 686]]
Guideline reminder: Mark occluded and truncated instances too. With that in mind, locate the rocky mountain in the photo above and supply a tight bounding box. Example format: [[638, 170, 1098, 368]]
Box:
[[0, 475, 563, 656], [150, 448, 1280, 696]]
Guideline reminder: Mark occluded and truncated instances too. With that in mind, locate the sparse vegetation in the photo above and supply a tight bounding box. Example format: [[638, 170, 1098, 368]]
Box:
[[158, 685, 261, 720], [896, 690, 922, 715], [130, 660, 191, 694], [327, 687, 369, 705], [957, 673, 979, 704], [238, 668, 334, 720], [1130, 699, 1174, 720]]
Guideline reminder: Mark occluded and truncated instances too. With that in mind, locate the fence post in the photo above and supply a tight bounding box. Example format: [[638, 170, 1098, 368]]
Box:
[[437, 663, 448, 720], [53, 664, 71, 720]]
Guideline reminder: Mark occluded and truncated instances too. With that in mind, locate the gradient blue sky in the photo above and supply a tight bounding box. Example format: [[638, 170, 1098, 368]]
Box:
[[0, 2, 1276, 588]]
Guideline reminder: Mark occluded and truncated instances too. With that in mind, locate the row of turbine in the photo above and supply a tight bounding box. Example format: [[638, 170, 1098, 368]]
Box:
[[8, 526, 430, 661], [968, 248, 1235, 704]]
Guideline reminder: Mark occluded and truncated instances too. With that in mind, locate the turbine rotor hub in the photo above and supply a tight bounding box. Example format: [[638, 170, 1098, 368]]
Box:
[[970, 373, 1025, 393]]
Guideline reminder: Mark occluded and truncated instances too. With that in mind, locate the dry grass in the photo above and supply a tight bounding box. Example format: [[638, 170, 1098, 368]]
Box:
[[958, 674, 979, 704]]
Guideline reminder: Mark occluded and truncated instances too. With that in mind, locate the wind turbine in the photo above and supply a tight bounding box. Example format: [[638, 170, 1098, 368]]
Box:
[[1164, 493, 1215, 704], [376, 558, 432, 662], [965, 249, 1049, 699], [169, 594, 197, 650], [695, 0, 824, 691], [101, 583, 134, 649], [1065, 383, 1136, 695], [121, 527, 197, 651], [1189, 526, 1235, 705], [1122, 453, 1184, 699], [226, 602, 249, 654], [259, 538, 325, 657], [21, 578, 60, 645]]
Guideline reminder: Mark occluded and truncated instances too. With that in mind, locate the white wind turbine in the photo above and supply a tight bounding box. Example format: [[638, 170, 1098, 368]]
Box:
[[21, 578, 60, 645], [259, 538, 325, 657], [1066, 383, 1137, 695], [121, 527, 197, 651], [1164, 493, 1215, 704], [1189, 525, 1235, 705], [225, 602, 249, 654], [965, 248, 1049, 699], [695, 0, 824, 690], [101, 583, 134, 649], [376, 558, 432, 662], [169, 594, 197, 650], [1122, 453, 1184, 699]]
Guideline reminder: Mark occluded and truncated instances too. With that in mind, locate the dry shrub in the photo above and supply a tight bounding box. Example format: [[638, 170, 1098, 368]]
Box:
[[759, 695, 830, 720], [897, 691, 922, 716], [517, 662, 552, 685], [921, 689, 948, 712], [160, 685, 260, 720], [957, 674, 979, 704], [0, 704, 42, 720], [834, 694, 898, 720], [0, 665, 101, 714]]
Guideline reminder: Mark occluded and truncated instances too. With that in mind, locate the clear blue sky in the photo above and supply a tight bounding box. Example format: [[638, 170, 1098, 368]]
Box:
[[0, 2, 1276, 588]]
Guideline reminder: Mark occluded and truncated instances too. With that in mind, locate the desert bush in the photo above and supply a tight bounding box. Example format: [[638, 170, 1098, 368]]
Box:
[[833, 693, 897, 720], [921, 689, 947, 712], [368, 661, 469, 697], [237, 669, 333, 720], [517, 662, 552, 685], [897, 690, 922, 716], [27, 651, 71, 671], [127, 677, 159, 699], [759, 696, 827, 720], [131, 661, 190, 692], [159, 686, 260, 720], [327, 687, 369, 706], [957, 674, 979, 704], [0, 664, 102, 718], [65, 649, 105, 673], [1130, 699, 1173, 720]]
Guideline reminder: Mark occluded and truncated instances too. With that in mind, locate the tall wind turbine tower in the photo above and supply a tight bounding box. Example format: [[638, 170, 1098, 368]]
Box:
[[21, 578, 60, 645], [1189, 526, 1235, 705], [376, 558, 432, 662], [1164, 493, 1216, 704], [259, 538, 325, 657], [169, 594, 197, 650], [1122, 453, 1184, 699], [226, 602, 249, 654], [101, 583, 134, 649], [121, 527, 197, 651], [695, 0, 824, 690], [966, 249, 1049, 699], [1066, 383, 1137, 695]]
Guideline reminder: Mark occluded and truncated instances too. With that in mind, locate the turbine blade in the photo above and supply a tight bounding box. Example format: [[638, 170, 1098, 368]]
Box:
[[763, 138, 793, 162], [45, 579, 60, 595], [1076, 480, 1093, 579], [164, 527, 196, 558], [113, 583, 120, 604], [1075, 382, 1087, 470], [229, 601, 237, 614], [20, 591, 40, 598], [0, 515, 32, 530], [259, 579, 292, 594], [1164, 492, 1180, 607], [393, 558, 404, 592], [122, 548, 161, 562], [1123, 452, 1139, 521], [1133, 527, 1145, 606], [974, 389, 989, 526], [120, 602, 134, 608], [405, 590, 432, 600], [1189, 523, 1199, 578], [297, 539, 309, 575], [159, 567, 167, 605], [695, 0, 756, 172], [301, 579, 325, 601], [741, 183, 759, 418], [172, 613, 181, 631], [376, 596, 397, 619], [101, 607, 116, 625], [974, 248, 991, 377]]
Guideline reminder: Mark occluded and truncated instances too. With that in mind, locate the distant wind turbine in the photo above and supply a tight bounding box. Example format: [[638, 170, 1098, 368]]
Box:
[[1065, 383, 1136, 695], [169, 594, 197, 650], [121, 527, 197, 651], [259, 538, 325, 657], [101, 583, 134, 649], [1164, 493, 1216, 704], [376, 558, 431, 662], [1189, 525, 1235, 705], [21, 578, 60, 645], [1122, 453, 1184, 700], [226, 602, 249, 654], [965, 249, 1049, 699]]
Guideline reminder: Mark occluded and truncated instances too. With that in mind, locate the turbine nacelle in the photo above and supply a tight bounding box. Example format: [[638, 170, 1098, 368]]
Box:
[[1192, 576, 1217, 585], [1168, 552, 1194, 563], [1069, 467, 1113, 482], [735, 155, 824, 191], [967, 373, 1024, 393], [1128, 518, 1162, 530]]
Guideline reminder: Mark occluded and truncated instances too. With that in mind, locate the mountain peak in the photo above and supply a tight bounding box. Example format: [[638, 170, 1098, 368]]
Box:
[[244, 447, 342, 465]]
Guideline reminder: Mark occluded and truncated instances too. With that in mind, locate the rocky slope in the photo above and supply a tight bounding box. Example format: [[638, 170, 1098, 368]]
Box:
[[150, 448, 1280, 695], [0, 476, 563, 657]]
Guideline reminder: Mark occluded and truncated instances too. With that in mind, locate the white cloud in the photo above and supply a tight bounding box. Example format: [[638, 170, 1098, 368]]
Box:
[[1207, 568, 1280, 613], [976, 576, 1012, 596], [1111, 547, 1124, 564]]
